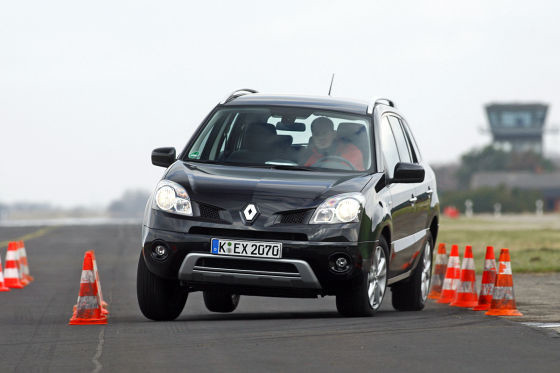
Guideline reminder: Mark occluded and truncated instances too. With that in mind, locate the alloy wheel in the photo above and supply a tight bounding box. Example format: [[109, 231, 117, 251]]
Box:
[[420, 241, 432, 301], [367, 245, 387, 310]]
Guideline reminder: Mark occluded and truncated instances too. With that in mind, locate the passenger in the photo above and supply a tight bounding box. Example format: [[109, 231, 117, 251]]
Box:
[[301, 117, 364, 170]]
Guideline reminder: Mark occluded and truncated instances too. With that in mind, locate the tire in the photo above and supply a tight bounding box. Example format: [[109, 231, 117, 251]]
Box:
[[391, 232, 433, 311], [137, 252, 188, 321], [336, 237, 389, 317], [203, 290, 240, 313]]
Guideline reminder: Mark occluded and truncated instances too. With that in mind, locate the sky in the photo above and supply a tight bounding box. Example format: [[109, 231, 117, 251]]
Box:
[[1, 0, 560, 207]]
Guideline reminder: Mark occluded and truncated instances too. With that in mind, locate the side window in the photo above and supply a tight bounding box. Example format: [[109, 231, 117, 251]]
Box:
[[388, 116, 412, 163], [380, 117, 400, 178], [400, 120, 421, 163]]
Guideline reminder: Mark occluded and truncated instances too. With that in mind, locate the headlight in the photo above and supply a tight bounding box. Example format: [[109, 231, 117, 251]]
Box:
[[310, 193, 365, 224], [152, 180, 192, 216]]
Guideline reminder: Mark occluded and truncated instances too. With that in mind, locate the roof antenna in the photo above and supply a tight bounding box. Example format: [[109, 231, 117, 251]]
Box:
[[328, 73, 335, 96]]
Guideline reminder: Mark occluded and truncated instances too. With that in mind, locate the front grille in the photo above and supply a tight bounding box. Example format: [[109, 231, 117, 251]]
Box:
[[189, 227, 307, 241], [280, 209, 311, 224], [196, 257, 298, 273], [198, 203, 222, 220]]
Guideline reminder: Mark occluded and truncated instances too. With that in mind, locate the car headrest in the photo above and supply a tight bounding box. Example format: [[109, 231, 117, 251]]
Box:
[[337, 122, 366, 139], [275, 135, 293, 148], [245, 122, 277, 151]]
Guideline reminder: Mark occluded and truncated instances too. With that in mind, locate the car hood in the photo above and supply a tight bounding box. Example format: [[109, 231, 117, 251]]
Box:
[[165, 161, 375, 211]]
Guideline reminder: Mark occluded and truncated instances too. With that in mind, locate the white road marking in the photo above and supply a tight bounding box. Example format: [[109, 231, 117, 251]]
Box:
[[522, 322, 560, 329], [92, 328, 105, 373]]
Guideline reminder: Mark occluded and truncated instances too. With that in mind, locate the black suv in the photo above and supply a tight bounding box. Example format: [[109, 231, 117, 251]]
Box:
[[137, 89, 439, 320]]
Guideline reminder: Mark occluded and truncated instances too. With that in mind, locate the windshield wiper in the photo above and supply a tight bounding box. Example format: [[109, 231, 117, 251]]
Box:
[[185, 159, 313, 171], [265, 164, 313, 171]]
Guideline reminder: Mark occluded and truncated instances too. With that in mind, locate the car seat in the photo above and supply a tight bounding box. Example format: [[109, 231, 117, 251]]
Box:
[[336, 122, 370, 167]]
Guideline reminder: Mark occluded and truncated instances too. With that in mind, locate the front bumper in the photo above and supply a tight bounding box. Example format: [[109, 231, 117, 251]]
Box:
[[141, 207, 377, 295], [179, 253, 322, 289]]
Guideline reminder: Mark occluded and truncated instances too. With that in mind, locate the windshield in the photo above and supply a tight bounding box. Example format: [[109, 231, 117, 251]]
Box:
[[183, 106, 373, 172]]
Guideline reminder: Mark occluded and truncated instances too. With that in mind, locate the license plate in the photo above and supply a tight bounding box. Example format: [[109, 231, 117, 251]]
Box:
[[210, 238, 282, 259]]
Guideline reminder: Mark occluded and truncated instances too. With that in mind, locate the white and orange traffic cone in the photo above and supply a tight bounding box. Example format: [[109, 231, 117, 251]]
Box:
[[18, 240, 34, 283], [486, 248, 523, 316], [473, 246, 497, 311], [0, 254, 11, 292], [450, 245, 478, 308], [74, 250, 108, 315], [14, 242, 29, 287], [69, 251, 108, 325], [90, 250, 109, 313], [4, 242, 25, 289], [428, 243, 448, 299], [437, 244, 461, 304]]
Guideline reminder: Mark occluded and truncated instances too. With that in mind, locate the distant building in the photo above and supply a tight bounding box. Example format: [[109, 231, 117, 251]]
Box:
[[471, 171, 560, 211], [485, 103, 548, 154]]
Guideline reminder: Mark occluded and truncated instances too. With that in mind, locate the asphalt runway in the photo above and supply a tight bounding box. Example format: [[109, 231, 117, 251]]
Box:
[[0, 225, 558, 372]]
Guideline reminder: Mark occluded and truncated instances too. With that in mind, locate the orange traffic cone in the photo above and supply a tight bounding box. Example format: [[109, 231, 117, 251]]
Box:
[[18, 241, 34, 283], [473, 246, 497, 311], [4, 242, 25, 289], [14, 242, 29, 287], [73, 250, 108, 314], [486, 248, 523, 316], [428, 243, 448, 299], [437, 244, 461, 304], [91, 250, 109, 313], [450, 245, 478, 308], [0, 254, 11, 292], [69, 251, 108, 325]]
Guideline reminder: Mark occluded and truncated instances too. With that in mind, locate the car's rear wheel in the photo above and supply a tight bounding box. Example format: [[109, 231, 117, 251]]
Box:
[[203, 290, 240, 313], [391, 232, 433, 311], [336, 237, 388, 317], [137, 252, 188, 321]]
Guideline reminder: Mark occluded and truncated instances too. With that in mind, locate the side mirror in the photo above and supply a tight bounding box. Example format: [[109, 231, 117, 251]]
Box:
[[392, 162, 425, 183], [151, 147, 176, 168]]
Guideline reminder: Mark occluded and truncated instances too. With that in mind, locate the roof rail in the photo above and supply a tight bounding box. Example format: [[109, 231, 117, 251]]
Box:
[[367, 97, 395, 114], [221, 88, 259, 104]]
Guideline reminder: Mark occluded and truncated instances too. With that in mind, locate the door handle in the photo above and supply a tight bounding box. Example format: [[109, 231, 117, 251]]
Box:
[[409, 195, 417, 204], [426, 188, 433, 195]]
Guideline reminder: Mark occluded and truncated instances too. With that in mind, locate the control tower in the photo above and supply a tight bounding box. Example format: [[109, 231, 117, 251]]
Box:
[[485, 103, 548, 154]]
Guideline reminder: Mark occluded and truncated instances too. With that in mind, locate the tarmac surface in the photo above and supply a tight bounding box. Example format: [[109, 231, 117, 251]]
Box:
[[0, 224, 559, 372]]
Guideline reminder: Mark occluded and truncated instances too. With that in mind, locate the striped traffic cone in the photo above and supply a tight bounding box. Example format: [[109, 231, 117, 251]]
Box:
[[73, 250, 109, 315], [18, 241, 34, 283], [0, 254, 11, 292], [437, 244, 461, 304], [450, 245, 478, 308], [69, 251, 108, 325], [486, 248, 523, 316], [4, 242, 25, 289], [428, 243, 448, 299], [90, 250, 109, 313], [473, 246, 497, 311]]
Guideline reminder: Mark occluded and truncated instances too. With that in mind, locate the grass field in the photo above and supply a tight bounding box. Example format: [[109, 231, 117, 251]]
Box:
[[437, 214, 560, 273]]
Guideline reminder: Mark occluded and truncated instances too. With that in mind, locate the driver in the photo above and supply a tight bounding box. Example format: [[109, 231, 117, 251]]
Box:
[[301, 117, 364, 170]]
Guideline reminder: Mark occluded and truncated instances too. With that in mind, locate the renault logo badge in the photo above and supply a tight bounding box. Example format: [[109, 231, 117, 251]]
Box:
[[243, 203, 259, 222]]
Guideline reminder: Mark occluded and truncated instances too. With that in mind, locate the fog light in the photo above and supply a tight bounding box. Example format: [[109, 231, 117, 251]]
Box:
[[329, 253, 351, 273], [335, 257, 348, 269], [151, 244, 169, 261]]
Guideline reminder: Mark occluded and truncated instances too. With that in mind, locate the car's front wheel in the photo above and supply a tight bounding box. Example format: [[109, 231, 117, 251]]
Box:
[[391, 232, 433, 311], [336, 238, 388, 317], [203, 290, 240, 313], [137, 252, 188, 321]]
